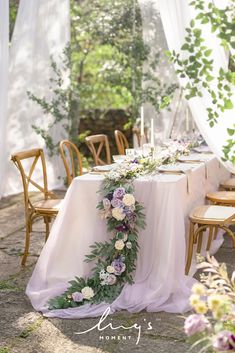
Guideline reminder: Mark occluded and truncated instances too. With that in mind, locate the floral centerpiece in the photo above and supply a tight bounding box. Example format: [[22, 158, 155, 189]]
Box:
[[184, 255, 235, 352]]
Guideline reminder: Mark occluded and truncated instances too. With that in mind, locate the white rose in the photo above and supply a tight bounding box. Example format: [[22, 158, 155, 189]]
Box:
[[126, 241, 132, 249], [81, 286, 94, 300], [106, 265, 115, 273], [123, 194, 135, 206], [112, 207, 126, 221], [115, 240, 125, 251]]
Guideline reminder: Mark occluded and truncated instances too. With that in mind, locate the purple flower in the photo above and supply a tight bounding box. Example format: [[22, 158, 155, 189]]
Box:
[[213, 331, 235, 352], [131, 158, 139, 164], [71, 291, 84, 303], [111, 198, 123, 208], [184, 314, 211, 337], [113, 187, 125, 199], [126, 211, 137, 223], [106, 192, 114, 201], [111, 257, 126, 276], [115, 223, 129, 232]]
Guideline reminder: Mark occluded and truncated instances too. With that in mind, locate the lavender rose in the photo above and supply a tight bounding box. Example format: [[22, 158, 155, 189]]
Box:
[[113, 187, 125, 199], [184, 314, 211, 336], [111, 258, 126, 276], [126, 211, 137, 223], [111, 198, 123, 208], [213, 331, 235, 352], [71, 291, 84, 303]]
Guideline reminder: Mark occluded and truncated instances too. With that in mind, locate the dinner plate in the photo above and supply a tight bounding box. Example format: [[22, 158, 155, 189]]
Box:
[[178, 155, 206, 163], [158, 164, 192, 174], [193, 146, 212, 154], [92, 165, 114, 172]]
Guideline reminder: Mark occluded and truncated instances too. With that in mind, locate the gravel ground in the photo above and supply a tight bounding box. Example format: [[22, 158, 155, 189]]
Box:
[[0, 192, 234, 353]]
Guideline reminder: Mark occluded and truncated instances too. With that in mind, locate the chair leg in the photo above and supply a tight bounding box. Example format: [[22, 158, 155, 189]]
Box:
[[196, 229, 204, 253], [223, 226, 235, 248], [185, 221, 194, 275], [213, 226, 218, 240], [206, 226, 214, 252], [21, 223, 31, 266]]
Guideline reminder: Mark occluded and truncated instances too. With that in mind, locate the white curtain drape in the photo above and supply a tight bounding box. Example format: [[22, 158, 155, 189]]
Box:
[[0, 0, 9, 198], [159, 0, 235, 173], [138, 0, 195, 143], [3, 0, 70, 196]]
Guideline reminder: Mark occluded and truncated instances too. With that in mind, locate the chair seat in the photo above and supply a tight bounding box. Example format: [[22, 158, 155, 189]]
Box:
[[33, 199, 63, 213], [206, 191, 235, 205], [220, 178, 235, 190], [190, 205, 235, 224]]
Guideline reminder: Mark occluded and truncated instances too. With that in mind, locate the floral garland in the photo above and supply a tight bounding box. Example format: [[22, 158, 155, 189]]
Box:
[[48, 142, 191, 309], [48, 179, 145, 309]]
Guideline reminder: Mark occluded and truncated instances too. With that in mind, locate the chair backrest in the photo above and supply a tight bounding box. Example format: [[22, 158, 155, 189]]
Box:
[[114, 130, 129, 155], [59, 140, 83, 186], [11, 148, 51, 211], [132, 127, 149, 147], [85, 134, 111, 166]]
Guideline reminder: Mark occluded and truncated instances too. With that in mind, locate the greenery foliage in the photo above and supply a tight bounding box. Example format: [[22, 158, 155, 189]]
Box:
[[167, 0, 235, 163], [26, 0, 177, 156]]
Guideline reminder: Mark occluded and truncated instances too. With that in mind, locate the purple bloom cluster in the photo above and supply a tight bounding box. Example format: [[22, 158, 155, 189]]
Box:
[[111, 198, 123, 208], [184, 314, 211, 336], [113, 187, 125, 199], [213, 331, 235, 352], [116, 223, 129, 232], [103, 187, 136, 228], [111, 257, 126, 276]]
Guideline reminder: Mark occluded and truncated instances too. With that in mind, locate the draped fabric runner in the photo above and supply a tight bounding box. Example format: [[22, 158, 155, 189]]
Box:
[[26, 156, 230, 318]]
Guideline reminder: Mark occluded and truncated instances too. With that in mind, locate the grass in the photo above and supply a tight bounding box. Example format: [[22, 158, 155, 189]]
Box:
[[0, 347, 10, 353], [19, 317, 44, 338], [0, 279, 19, 291]]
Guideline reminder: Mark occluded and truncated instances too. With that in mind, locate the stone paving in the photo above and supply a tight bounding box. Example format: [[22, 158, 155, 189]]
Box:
[[0, 192, 234, 353]]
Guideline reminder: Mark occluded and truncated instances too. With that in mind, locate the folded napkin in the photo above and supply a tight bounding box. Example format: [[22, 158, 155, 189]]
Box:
[[157, 166, 192, 193]]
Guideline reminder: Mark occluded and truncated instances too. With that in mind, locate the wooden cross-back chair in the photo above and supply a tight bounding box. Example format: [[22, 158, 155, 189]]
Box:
[[11, 148, 63, 265], [132, 127, 149, 147], [114, 130, 129, 155], [185, 205, 235, 274], [85, 134, 111, 166], [59, 140, 83, 186]]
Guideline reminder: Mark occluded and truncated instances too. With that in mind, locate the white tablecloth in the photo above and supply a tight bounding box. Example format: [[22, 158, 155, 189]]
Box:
[[26, 155, 230, 318]]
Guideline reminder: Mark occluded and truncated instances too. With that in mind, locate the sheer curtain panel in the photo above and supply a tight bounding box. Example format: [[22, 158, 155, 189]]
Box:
[[158, 0, 235, 173], [0, 0, 9, 197], [3, 0, 70, 196]]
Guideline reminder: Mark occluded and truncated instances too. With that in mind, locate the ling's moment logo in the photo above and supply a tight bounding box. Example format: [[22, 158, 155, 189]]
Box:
[[75, 307, 156, 345]]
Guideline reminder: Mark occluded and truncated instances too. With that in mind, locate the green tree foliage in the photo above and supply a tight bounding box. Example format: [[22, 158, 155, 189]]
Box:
[[12, 0, 178, 156], [70, 0, 177, 122], [168, 0, 235, 163]]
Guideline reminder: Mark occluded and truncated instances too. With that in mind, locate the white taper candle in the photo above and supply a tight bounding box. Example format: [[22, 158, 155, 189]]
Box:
[[140, 106, 144, 136], [150, 118, 154, 147]]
